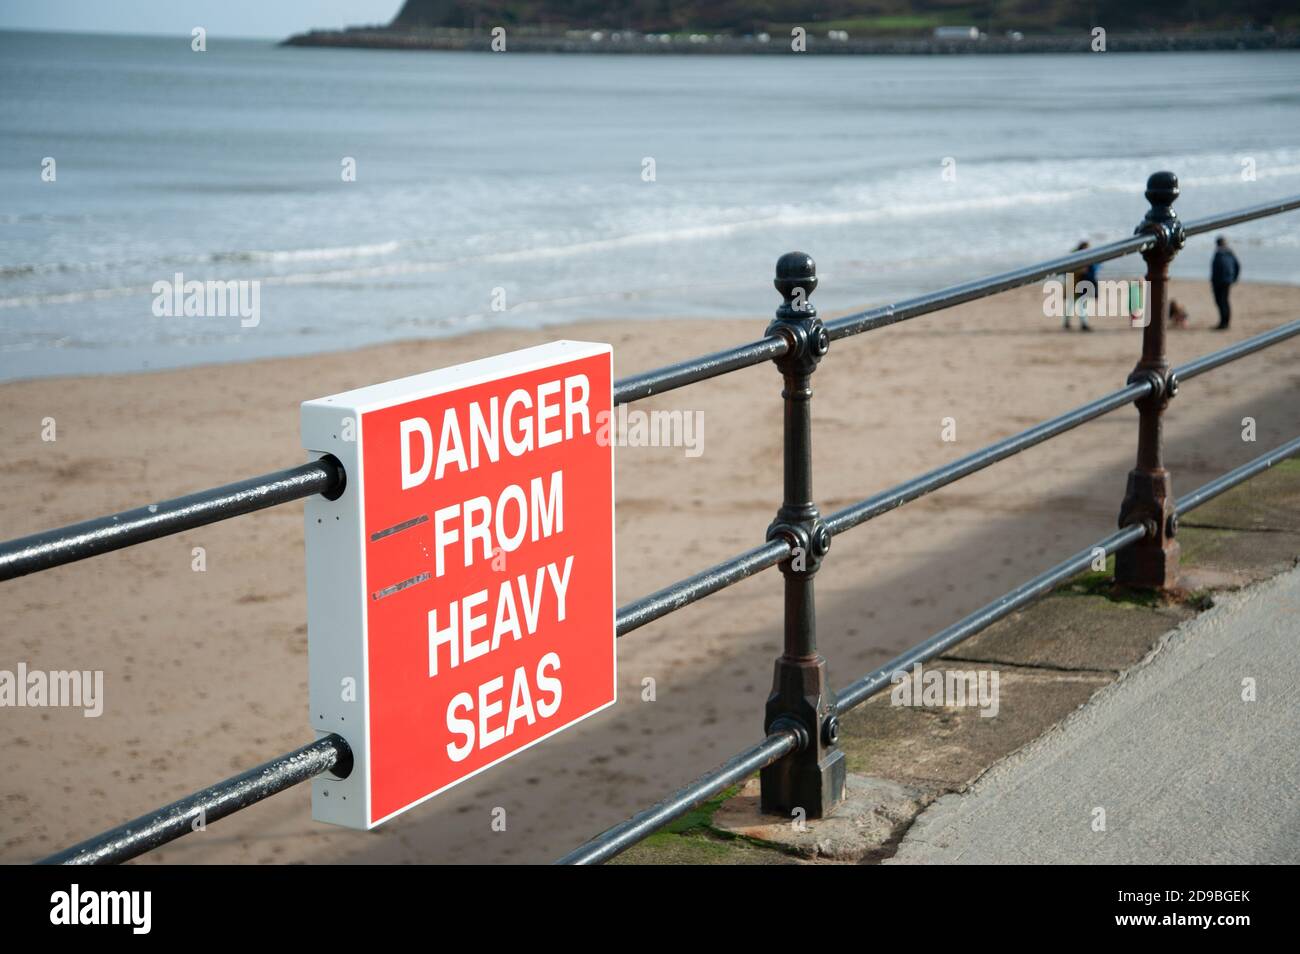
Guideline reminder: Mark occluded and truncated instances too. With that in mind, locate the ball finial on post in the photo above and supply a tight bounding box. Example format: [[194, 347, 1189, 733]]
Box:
[[1145, 170, 1179, 210], [769, 252, 828, 369], [774, 251, 819, 325], [1139, 171, 1185, 253]]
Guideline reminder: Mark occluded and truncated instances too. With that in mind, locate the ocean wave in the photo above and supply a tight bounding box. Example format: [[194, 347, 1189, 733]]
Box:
[[0, 241, 408, 283], [209, 241, 404, 263], [0, 285, 149, 309]]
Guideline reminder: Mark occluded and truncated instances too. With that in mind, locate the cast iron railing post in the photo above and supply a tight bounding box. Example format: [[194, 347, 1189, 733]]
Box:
[[1116, 171, 1186, 588], [760, 252, 846, 818]]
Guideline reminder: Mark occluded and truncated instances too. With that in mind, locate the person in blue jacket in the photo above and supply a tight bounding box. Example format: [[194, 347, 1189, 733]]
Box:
[[1211, 236, 1240, 330]]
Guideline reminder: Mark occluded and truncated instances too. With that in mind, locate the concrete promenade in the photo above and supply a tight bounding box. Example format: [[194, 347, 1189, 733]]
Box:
[[889, 563, 1300, 864]]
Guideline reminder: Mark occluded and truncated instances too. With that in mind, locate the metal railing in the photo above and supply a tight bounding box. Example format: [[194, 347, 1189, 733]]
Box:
[[7, 172, 1299, 866]]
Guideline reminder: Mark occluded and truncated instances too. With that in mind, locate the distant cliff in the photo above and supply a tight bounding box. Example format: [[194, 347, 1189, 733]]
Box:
[[282, 0, 1300, 53], [282, 29, 1299, 55], [382, 0, 1297, 34]]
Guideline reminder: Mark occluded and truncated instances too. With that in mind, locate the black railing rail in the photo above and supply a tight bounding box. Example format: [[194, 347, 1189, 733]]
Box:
[[0, 457, 345, 582], [39, 735, 352, 866], [1183, 194, 1300, 236], [9, 175, 1299, 866]]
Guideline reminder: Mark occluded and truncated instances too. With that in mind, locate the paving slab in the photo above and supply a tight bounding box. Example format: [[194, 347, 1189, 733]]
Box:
[[837, 666, 1112, 790], [942, 591, 1192, 672], [1175, 525, 1300, 584], [1179, 458, 1300, 533]]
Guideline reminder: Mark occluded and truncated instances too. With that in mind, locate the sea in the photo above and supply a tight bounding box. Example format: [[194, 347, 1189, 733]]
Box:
[[2, 30, 1298, 381]]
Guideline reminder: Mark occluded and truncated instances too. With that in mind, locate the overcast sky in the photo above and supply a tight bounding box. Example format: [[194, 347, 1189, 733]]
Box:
[[0, 1, 403, 39]]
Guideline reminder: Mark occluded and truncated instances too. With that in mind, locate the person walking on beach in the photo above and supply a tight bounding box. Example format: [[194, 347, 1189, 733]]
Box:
[[1064, 241, 1095, 332], [1211, 236, 1240, 330]]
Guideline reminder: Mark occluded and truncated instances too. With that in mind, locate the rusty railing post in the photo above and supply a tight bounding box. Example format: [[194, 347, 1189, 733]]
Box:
[[760, 252, 846, 819], [1116, 171, 1186, 588]]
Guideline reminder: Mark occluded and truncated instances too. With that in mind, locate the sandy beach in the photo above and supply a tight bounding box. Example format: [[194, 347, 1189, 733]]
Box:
[[2, 277, 1298, 864]]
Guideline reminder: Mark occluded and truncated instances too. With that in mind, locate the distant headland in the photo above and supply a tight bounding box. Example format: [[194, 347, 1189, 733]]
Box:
[[282, 0, 1300, 54]]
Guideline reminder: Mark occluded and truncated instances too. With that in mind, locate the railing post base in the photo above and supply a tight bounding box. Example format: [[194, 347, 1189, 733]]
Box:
[[1116, 470, 1180, 589], [761, 657, 846, 819]]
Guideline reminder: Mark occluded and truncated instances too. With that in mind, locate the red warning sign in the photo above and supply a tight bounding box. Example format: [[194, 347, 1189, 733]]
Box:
[[302, 341, 615, 828]]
